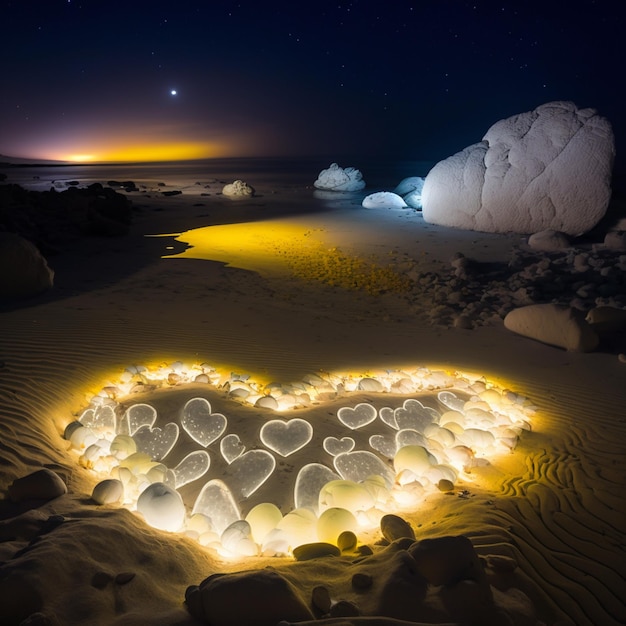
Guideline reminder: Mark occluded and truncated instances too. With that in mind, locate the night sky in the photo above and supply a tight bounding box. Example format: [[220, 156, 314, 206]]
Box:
[[1, 0, 623, 167]]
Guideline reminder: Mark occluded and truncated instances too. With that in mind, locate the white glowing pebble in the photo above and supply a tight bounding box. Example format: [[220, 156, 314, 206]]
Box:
[[395, 468, 420, 486], [334, 451, 395, 488], [394, 445, 436, 475], [193, 479, 241, 535], [110, 435, 137, 459], [362, 191, 407, 210], [69, 425, 98, 450], [294, 463, 341, 514], [221, 520, 252, 553], [323, 436, 355, 457], [357, 377, 384, 391], [337, 403, 377, 430], [63, 421, 83, 441], [137, 482, 185, 532], [245, 503, 283, 543], [187, 513, 213, 535], [124, 403, 157, 436], [464, 408, 496, 428], [439, 410, 465, 427], [369, 433, 397, 459], [119, 452, 154, 474], [181, 398, 227, 448], [317, 507, 358, 544], [479, 388, 502, 407], [261, 531, 290, 556], [277, 508, 318, 547], [318, 480, 375, 514], [362, 475, 392, 507], [92, 479, 124, 505], [256, 395, 279, 409], [146, 463, 169, 484], [133, 423, 179, 461], [460, 428, 496, 449], [198, 531, 221, 547], [423, 464, 457, 485], [172, 451, 210, 488], [260, 418, 313, 457], [423, 424, 456, 447], [446, 445, 475, 469]]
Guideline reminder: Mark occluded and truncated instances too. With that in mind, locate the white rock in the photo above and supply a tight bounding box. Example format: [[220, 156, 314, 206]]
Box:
[[137, 482, 185, 532], [92, 479, 124, 505], [527, 230, 571, 251], [422, 101, 615, 235], [222, 180, 254, 197], [314, 162, 366, 191], [504, 304, 599, 352], [394, 176, 425, 209], [362, 192, 407, 210], [0, 233, 54, 300]]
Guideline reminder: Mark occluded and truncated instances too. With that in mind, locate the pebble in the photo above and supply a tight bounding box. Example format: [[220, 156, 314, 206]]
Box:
[[8, 469, 67, 503], [92, 479, 123, 505], [311, 585, 332, 613], [329, 599, 361, 617], [293, 542, 340, 561], [380, 514, 415, 543], [351, 572, 373, 590], [438, 479, 455, 492], [337, 530, 357, 552]]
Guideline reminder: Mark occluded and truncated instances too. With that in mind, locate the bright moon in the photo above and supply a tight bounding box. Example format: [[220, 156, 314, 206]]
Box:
[[170, 89, 177, 96]]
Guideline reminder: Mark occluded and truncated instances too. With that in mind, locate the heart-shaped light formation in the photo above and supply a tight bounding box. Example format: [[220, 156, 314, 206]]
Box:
[[64, 361, 534, 558]]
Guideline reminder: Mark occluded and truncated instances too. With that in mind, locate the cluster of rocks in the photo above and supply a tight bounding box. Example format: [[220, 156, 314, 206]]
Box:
[[0, 182, 134, 255], [186, 516, 532, 626], [314, 163, 366, 192], [396, 242, 626, 340]]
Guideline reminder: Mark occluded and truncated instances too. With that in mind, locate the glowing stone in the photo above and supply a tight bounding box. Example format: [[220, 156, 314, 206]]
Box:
[[460, 428, 496, 449], [337, 403, 377, 430], [192, 479, 240, 534], [132, 423, 179, 461], [317, 507, 358, 544], [333, 451, 395, 487], [224, 450, 276, 497], [92, 479, 123, 505], [137, 482, 185, 532], [318, 480, 375, 514], [123, 403, 157, 436], [260, 418, 313, 457], [172, 451, 210, 488], [294, 463, 341, 514], [323, 436, 355, 456], [368, 433, 397, 459], [181, 398, 227, 447], [110, 434, 137, 459], [394, 445, 436, 475], [68, 425, 97, 450], [438, 391, 466, 412], [79, 405, 116, 437], [220, 433, 245, 464], [394, 399, 438, 431], [245, 503, 283, 543], [396, 428, 427, 449]]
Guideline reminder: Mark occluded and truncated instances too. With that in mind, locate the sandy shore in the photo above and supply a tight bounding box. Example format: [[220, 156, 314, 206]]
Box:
[[0, 175, 624, 625]]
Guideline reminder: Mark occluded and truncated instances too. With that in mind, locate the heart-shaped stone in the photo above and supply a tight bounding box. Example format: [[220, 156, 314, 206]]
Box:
[[369, 433, 397, 459], [220, 434, 246, 464], [396, 428, 427, 450], [124, 403, 157, 436], [394, 399, 438, 432], [323, 436, 355, 456], [438, 391, 466, 412], [379, 406, 398, 429], [80, 405, 116, 436], [260, 418, 313, 457], [337, 403, 377, 430], [333, 451, 395, 488], [224, 450, 276, 497], [181, 397, 227, 448], [172, 451, 211, 488], [192, 479, 241, 535], [132, 423, 179, 461], [294, 463, 341, 514]]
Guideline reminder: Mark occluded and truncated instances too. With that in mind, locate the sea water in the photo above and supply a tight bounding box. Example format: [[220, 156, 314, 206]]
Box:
[[0, 156, 435, 194]]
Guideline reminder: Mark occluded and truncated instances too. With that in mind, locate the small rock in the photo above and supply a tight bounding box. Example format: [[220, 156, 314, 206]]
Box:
[[8, 469, 67, 503], [292, 542, 341, 561], [351, 572, 373, 589], [337, 530, 357, 552], [92, 479, 124, 505], [380, 514, 415, 543], [311, 585, 332, 613], [115, 572, 136, 585], [438, 479, 455, 492]]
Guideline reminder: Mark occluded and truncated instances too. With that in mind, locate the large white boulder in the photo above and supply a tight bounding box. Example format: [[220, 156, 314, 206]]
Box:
[[314, 163, 366, 191], [422, 101, 615, 235], [0, 232, 54, 300]]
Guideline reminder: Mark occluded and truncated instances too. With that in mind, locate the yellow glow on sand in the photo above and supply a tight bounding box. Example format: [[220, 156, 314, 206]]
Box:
[[161, 221, 411, 294]]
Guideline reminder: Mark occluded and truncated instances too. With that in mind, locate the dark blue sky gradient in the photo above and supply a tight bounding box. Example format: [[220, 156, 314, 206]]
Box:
[[1, 0, 622, 166]]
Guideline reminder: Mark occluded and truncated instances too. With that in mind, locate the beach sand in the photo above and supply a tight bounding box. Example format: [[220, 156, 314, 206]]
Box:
[[0, 172, 624, 625]]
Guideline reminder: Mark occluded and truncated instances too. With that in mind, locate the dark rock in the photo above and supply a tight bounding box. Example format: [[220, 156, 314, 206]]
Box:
[[7, 469, 67, 503], [292, 542, 341, 561], [161, 190, 182, 196], [380, 514, 415, 542]]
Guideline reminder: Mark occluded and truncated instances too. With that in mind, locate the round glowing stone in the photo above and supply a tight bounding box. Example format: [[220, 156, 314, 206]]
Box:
[[92, 479, 124, 505], [245, 503, 283, 543], [316, 507, 357, 544], [318, 480, 375, 514], [137, 482, 185, 532]]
